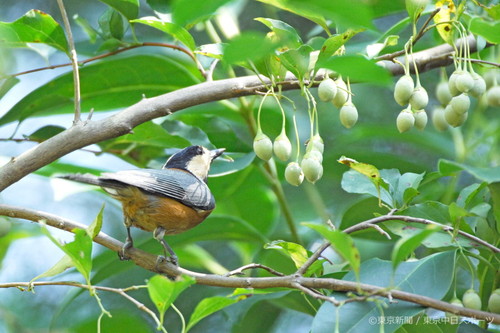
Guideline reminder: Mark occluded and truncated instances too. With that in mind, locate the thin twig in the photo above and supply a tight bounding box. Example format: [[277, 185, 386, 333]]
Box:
[[366, 224, 391, 239], [451, 56, 500, 68], [291, 281, 339, 305], [57, 0, 81, 124], [224, 263, 285, 277]]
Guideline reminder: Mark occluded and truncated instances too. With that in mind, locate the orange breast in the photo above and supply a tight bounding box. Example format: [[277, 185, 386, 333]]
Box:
[[112, 186, 213, 234]]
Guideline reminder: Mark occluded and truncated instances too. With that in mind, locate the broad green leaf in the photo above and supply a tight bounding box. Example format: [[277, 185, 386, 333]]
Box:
[[485, 4, 500, 20], [448, 202, 471, 223], [176, 244, 228, 274], [405, 0, 428, 23], [264, 240, 309, 268], [312, 251, 456, 332], [438, 159, 500, 184], [0, 76, 20, 99], [99, 8, 125, 40], [278, 44, 313, 81], [391, 224, 440, 270], [98, 0, 139, 20], [186, 296, 239, 332], [172, 0, 233, 28], [0, 10, 68, 53], [488, 182, 500, 233], [87, 205, 104, 239], [256, 0, 330, 33], [434, 0, 455, 44], [254, 17, 302, 49], [131, 18, 196, 51], [0, 55, 201, 126], [74, 14, 98, 43], [318, 55, 392, 85], [304, 223, 360, 281], [316, 30, 363, 65], [456, 183, 487, 209], [147, 275, 195, 325], [26, 125, 65, 142], [341, 169, 393, 208], [469, 17, 500, 44], [223, 31, 277, 64], [30, 255, 74, 284]]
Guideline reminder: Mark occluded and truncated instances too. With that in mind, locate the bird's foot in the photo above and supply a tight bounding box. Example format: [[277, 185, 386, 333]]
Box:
[[118, 239, 133, 261]]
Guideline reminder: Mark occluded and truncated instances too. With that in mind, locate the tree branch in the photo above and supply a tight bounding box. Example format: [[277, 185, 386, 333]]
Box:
[[1, 203, 499, 324]]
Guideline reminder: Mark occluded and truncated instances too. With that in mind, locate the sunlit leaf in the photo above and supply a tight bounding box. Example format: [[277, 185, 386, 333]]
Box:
[[434, 0, 455, 44], [98, 0, 139, 20], [0, 76, 20, 99], [316, 30, 363, 64], [391, 224, 440, 270], [172, 0, 233, 28], [186, 296, 239, 331], [254, 17, 302, 49], [0, 10, 68, 53], [318, 55, 392, 85], [278, 44, 313, 81], [131, 18, 196, 51], [223, 31, 277, 64], [469, 17, 500, 44]]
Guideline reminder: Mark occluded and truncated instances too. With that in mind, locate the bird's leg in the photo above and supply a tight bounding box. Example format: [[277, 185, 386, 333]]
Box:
[[153, 226, 178, 267], [118, 223, 134, 261]]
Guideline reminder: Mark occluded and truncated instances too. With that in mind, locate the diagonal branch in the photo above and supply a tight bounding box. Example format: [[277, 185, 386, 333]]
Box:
[[1, 203, 499, 324]]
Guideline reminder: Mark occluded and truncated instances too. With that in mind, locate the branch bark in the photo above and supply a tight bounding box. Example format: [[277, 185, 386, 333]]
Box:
[[1, 203, 499, 324], [0, 36, 484, 192]]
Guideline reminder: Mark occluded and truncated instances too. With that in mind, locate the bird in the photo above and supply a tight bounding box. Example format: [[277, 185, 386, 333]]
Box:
[[59, 145, 225, 266]]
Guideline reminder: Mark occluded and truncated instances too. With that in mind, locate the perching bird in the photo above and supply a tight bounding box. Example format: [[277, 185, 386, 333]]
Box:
[[60, 145, 225, 265]]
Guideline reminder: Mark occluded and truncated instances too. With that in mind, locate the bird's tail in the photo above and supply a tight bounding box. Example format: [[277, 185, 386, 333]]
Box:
[[58, 173, 123, 189]]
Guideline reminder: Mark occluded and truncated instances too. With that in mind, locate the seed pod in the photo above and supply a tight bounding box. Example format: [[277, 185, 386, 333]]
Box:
[[462, 289, 482, 311], [469, 72, 486, 98], [301, 157, 323, 184], [413, 109, 427, 130], [285, 162, 304, 186], [253, 130, 273, 161], [455, 70, 474, 93], [306, 134, 324, 153], [444, 105, 467, 127], [431, 106, 449, 132], [318, 78, 337, 102], [304, 149, 323, 163], [333, 77, 349, 108], [339, 102, 358, 129], [394, 75, 415, 106], [448, 70, 461, 96], [410, 85, 429, 110], [273, 131, 292, 161], [486, 86, 500, 107], [450, 93, 470, 114], [436, 81, 452, 105], [396, 109, 415, 133], [488, 289, 500, 314]]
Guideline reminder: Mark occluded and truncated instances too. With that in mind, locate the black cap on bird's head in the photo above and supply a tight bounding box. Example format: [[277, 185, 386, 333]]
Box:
[[164, 145, 225, 181]]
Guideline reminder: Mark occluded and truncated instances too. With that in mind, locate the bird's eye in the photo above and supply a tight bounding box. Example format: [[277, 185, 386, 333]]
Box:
[[196, 146, 203, 155]]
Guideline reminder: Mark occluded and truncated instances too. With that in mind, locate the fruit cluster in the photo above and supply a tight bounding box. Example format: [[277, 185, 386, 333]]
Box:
[[447, 288, 500, 317]]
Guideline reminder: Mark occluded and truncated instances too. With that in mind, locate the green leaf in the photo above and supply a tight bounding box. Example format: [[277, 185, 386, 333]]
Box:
[[488, 182, 500, 233], [0, 10, 68, 53], [317, 55, 392, 85], [405, 0, 427, 23], [176, 244, 228, 275], [172, 0, 233, 28], [131, 18, 196, 51], [264, 240, 309, 268], [303, 223, 360, 281], [341, 169, 393, 208], [0, 55, 201, 126], [30, 255, 74, 284], [0, 76, 20, 99], [312, 251, 456, 332], [195, 43, 224, 59], [186, 296, 239, 332], [438, 159, 500, 183], [147, 275, 195, 325], [87, 205, 104, 239], [254, 17, 302, 49], [316, 30, 363, 65], [25, 125, 65, 142], [98, 8, 125, 40], [98, 0, 139, 20], [223, 31, 277, 65], [391, 224, 440, 270], [278, 44, 313, 81], [469, 17, 500, 44], [74, 14, 98, 44]]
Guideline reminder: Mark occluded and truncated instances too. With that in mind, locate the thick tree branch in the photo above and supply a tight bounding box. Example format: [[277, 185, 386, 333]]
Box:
[[1, 203, 499, 324]]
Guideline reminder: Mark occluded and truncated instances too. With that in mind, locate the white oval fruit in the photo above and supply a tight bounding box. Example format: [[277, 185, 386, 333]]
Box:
[[304, 149, 323, 163], [436, 81, 452, 105], [396, 109, 415, 133], [339, 102, 358, 128], [462, 289, 482, 311], [333, 77, 349, 108], [273, 132, 292, 161], [409, 85, 429, 110], [307, 134, 324, 153], [394, 75, 415, 106], [285, 162, 304, 186], [488, 289, 500, 314], [253, 131, 273, 161], [413, 109, 428, 130], [444, 105, 467, 127], [448, 70, 461, 96], [450, 93, 470, 114], [469, 72, 486, 98], [318, 78, 337, 102], [446, 297, 463, 319], [486, 86, 500, 107], [484, 69, 500, 89], [455, 70, 474, 93], [432, 106, 449, 132], [301, 157, 323, 184]]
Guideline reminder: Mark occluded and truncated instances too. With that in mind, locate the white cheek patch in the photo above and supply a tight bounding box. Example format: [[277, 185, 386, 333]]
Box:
[[186, 154, 212, 179]]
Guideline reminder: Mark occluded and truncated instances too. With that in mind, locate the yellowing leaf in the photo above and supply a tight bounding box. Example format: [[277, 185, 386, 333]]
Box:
[[434, 0, 456, 44]]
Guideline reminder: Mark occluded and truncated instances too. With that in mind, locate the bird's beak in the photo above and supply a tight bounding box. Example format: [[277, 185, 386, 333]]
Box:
[[210, 148, 226, 160]]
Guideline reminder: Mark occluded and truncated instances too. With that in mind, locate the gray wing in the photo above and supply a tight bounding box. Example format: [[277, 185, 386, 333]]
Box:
[[101, 168, 215, 210]]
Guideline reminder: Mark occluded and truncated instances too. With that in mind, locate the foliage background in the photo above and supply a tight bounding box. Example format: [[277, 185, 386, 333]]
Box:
[[0, 0, 499, 332]]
